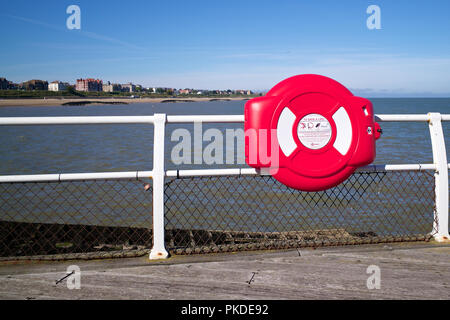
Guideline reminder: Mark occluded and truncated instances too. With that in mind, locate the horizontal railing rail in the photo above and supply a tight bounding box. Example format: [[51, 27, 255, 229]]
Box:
[[1, 113, 448, 125], [0, 164, 444, 183], [0, 116, 156, 125], [0, 112, 448, 260], [0, 171, 154, 183]]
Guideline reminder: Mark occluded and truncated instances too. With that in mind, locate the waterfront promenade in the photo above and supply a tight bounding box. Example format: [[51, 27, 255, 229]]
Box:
[[0, 97, 250, 107], [0, 242, 448, 300]]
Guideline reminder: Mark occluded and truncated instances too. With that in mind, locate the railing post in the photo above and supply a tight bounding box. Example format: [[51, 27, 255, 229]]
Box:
[[428, 113, 449, 242], [150, 113, 169, 259]]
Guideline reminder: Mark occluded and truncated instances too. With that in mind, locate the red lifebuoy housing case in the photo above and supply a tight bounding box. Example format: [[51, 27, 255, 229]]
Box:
[[245, 74, 381, 191]]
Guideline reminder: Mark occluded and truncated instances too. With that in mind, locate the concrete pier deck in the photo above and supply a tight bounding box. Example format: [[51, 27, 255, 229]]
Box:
[[0, 242, 448, 300]]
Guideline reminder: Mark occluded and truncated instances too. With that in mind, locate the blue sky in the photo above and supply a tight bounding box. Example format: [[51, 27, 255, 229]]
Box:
[[1, 0, 450, 96]]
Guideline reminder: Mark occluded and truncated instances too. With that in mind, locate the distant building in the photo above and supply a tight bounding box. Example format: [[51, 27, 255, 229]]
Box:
[[76, 78, 103, 92], [48, 81, 69, 92], [178, 89, 191, 95], [121, 83, 136, 93], [0, 77, 8, 90], [21, 79, 48, 91], [7, 81, 18, 90], [103, 82, 122, 92]]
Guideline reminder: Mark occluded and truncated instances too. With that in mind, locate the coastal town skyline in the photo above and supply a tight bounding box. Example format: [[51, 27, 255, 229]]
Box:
[[0, 76, 256, 95]]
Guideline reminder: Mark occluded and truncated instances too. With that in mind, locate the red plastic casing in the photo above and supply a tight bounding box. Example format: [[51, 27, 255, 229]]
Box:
[[245, 74, 380, 191]]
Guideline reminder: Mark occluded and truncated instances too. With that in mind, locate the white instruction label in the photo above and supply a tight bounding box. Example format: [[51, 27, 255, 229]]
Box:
[[297, 113, 332, 150]]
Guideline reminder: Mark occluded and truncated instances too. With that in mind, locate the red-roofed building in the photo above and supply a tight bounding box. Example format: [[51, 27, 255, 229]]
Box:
[[76, 78, 103, 92]]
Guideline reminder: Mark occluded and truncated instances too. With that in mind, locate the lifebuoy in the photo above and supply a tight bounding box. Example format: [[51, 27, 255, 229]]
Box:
[[245, 74, 381, 191]]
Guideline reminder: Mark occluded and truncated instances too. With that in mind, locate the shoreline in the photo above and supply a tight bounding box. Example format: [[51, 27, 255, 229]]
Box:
[[0, 97, 251, 107]]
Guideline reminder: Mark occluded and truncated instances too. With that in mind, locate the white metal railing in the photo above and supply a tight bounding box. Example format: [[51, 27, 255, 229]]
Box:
[[0, 112, 448, 260]]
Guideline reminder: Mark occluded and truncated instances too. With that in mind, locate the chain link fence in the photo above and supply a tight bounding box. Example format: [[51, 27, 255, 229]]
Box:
[[0, 179, 153, 260], [164, 171, 437, 254], [0, 170, 438, 260]]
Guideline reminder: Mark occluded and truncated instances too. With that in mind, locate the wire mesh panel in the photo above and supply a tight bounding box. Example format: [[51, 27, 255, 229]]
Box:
[[165, 171, 437, 254], [0, 179, 153, 260], [0, 170, 438, 260]]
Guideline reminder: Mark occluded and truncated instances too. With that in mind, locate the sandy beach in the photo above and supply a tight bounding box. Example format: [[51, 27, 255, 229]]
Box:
[[0, 97, 251, 107]]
